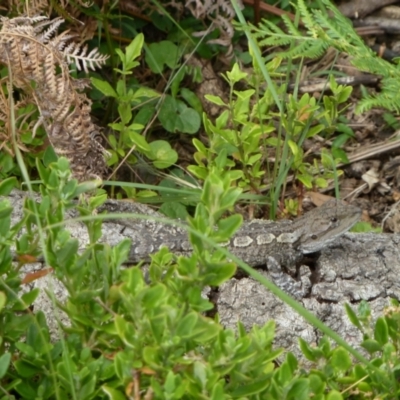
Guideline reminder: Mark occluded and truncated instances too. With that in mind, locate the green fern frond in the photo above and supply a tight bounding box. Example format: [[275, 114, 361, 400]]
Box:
[[357, 91, 400, 114], [280, 15, 302, 37], [250, 0, 400, 113], [278, 39, 328, 60], [252, 22, 297, 48], [351, 57, 394, 76], [297, 0, 318, 38]]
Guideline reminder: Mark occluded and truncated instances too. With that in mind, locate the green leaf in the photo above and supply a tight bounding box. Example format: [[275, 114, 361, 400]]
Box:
[[211, 383, 225, 400], [306, 124, 324, 138], [374, 316, 389, 346], [114, 315, 128, 338], [15, 381, 38, 398], [47, 169, 60, 189], [216, 214, 243, 239], [145, 41, 179, 73], [170, 68, 185, 98], [176, 312, 198, 338], [330, 347, 351, 371], [205, 262, 236, 286], [337, 86, 353, 103], [204, 95, 227, 106], [0, 291, 5, 312], [132, 86, 160, 101], [164, 371, 177, 394], [112, 239, 132, 267], [118, 103, 132, 125], [78, 376, 96, 399], [114, 48, 126, 65], [36, 158, 50, 183], [56, 239, 79, 269], [148, 140, 178, 169], [73, 179, 103, 196], [0, 177, 17, 195], [159, 202, 189, 219], [361, 339, 382, 354], [331, 147, 349, 163], [187, 165, 208, 180], [332, 132, 351, 148], [13, 360, 39, 378], [314, 177, 328, 188], [142, 346, 160, 367], [193, 361, 207, 387], [287, 378, 309, 400], [15, 342, 35, 357], [125, 33, 144, 65], [0, 203, 12, 220], [308, 373, 325, 395], [178, 106, 201, 134], [285, 351, 298, 372], [135, 190, 157, 198], [127, 130, 151, 152], [358, 300, 372, 319], [231, 378, 271, 396], [158, 96, 200, 134], [297, 174, 313, 188], [344, 303, 362, 330], [0, 152, 15, 175], [91, 78, 117, 97], [326, 390, 344, 400], [134, 104, 156, 126], [299, 338, 317, 361], [336, 123, 355, 137], [193, 138, 207, 154], [109, 122, 123, 132], [142, 284, 167, 309], [226, 63, 248, 84], [192, 317, 220, 342], [0, 352, 11, 379], [351, 221, 381, 233], [180, 88, 203, 114], [215, 110, 229, 129], [56, 156, 71, 173], [89, 193, 107, 209], [62, 180, 78, 199], [101, 385, 126, 400], [14, 289, 40, 311], [123, 267, 144, 293], [288, 139, 299, 156]]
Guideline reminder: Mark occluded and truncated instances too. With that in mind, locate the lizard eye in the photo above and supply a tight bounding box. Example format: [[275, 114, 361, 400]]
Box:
[[311, 234, 318, 240], [331, 217, 337, 223]]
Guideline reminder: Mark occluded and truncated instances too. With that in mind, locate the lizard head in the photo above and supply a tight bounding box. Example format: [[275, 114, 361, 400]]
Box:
[[296, 199, 362, 254]]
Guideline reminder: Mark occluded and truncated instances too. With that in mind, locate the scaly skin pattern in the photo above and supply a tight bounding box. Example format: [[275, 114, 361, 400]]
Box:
[[106, 199, 361, 298]]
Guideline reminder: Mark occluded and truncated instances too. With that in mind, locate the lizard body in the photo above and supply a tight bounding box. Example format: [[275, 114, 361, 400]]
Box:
[[3, 190, 361, 299], [102, 199, 361, 298]]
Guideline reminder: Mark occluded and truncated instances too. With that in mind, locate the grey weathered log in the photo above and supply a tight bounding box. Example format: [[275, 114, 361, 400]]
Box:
[[217, 232, 397, 357], [4, 190, 399, 357]]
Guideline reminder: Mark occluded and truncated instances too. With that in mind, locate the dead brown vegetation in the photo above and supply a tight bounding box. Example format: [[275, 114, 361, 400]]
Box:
[[0, 15, 109, 180]]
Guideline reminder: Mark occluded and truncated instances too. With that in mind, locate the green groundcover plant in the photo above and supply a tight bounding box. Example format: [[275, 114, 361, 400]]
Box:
[[0, 159, 400, 399]]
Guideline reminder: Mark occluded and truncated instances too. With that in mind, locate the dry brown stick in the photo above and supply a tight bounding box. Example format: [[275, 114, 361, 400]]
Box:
[[346, 136, 400, 165], [357, 16, 400, 33], [338, 0, 398, 18], [354, 25, 386, 36], [288, 75, 380, 94], [241, 0, 298, 23]]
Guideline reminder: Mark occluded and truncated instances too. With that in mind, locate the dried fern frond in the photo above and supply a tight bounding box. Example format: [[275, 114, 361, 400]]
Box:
[[63, 42, 109, 73], [0, 15, 109, 181]]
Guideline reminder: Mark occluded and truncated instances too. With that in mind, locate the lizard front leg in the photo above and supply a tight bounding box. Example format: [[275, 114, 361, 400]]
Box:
[[267, 256, 312, 299]]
